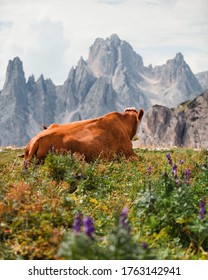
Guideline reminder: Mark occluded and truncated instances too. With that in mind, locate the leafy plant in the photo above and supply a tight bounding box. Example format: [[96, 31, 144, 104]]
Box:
[[58, 208, 156, 260], [0, 147, 207, 259], [135, 152, 207, 251]]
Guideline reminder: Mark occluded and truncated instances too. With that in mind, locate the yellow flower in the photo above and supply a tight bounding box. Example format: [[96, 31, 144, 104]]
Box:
[[90, 197, 98, 205]]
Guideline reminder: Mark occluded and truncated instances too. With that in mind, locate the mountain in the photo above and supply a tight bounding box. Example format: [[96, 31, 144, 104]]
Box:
[[0, 58, 57, 145], [0, 34, 206, 146], [57, 34, 151, 124], [195, 71, 208, 91], [137, 91, 208, 149], [0, 57, 29, 145], [144, 52, 203, 107]]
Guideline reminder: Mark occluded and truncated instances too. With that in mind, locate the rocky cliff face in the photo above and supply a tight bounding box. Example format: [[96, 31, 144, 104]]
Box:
[[0, 34, 207, 146], [26, 74, 57, 136], [138, 91, 208, 148], [0, 57, 57, 145], [147, 53, 203, 107], [195, 71, 208, 91], [0, 57, 29, 145], [59, 34, 150, 122]]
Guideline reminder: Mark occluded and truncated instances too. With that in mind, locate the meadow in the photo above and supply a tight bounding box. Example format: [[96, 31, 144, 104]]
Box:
[[0, 146, 207, 260]]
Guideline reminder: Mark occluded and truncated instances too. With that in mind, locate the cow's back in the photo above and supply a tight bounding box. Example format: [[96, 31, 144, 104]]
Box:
[[24, 110, 140, 162]]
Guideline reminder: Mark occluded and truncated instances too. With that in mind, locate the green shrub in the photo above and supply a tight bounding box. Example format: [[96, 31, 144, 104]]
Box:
[[0, 148, 207, 259]]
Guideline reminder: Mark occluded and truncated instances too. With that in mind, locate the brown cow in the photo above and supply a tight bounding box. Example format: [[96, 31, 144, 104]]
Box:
[[24, 108, 144, 162]]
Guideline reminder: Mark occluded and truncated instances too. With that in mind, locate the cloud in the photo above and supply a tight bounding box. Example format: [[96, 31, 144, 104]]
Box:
[[0, 0, 207, 88], [24, 19, 70, 83], [98, 0, 126, 4], [0, 20, 13, 30]]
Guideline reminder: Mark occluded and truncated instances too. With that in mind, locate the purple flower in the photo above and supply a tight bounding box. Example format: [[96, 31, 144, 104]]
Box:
[[166, 153, 173, 166], [199, 197, 206, 220], [147, 166, 152, 174], [83, 216, 95, 239], [73, 213, 83, 235], [179, 159, 184, 164], [172, 164, 177, 177], [184, 169, 191, 184], [140, 242, 149, 250], [120, 207, 130, 230], [175, 178, 180, 185], [23, 160, 28, 170]]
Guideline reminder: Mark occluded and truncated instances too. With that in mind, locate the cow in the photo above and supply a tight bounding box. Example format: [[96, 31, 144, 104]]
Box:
[[24, 108, 144, 163]]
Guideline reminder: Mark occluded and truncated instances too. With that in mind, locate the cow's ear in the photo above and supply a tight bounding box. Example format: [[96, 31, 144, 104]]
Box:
[[138, 109, 144, 120]]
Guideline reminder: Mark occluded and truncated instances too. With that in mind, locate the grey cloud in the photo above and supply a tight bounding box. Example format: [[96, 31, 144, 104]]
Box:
[[98, 0, 126, 4], [0, 20, 13, 30], [25, 19, 70, 84]]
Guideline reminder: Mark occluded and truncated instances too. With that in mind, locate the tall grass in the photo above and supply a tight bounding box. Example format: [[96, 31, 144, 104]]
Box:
[[0, 147, 207, 259]]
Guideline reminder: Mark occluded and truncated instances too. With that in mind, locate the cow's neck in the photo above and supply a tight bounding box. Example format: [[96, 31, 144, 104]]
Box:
[[123, 114, 138, 140]]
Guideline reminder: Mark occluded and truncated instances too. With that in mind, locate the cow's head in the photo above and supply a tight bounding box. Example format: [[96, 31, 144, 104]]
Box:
[[123, 107, 144, 139]]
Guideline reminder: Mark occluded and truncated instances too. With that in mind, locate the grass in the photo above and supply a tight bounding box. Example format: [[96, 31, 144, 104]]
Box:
[[0, 146, 207, 260]]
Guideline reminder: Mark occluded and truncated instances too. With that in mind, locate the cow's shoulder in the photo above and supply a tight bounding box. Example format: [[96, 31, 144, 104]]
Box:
[[97, 111, 123, 123]]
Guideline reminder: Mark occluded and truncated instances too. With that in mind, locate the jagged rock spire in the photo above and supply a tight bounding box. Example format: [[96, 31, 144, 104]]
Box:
[[3, 57, 26, 90]]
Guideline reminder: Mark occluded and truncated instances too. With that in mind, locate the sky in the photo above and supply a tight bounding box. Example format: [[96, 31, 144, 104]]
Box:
[[0, 0, 208, 88]]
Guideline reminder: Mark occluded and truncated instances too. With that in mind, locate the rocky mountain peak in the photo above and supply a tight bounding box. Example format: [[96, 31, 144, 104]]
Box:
[[0, 35, 207, 146], [27, 75, 35, 84], [87, 35, 121, 77], [174, 52, 184, 63], [109, 33, 121, 45], [1, 57, 27, 106], [8, 56, 23, 72], [150, 51, 203, 106], [37, 74, 45, 83], [165, 52, 190, 73], [0, 57, 29, 146], [87, 34, 144, 80], [76, 56, 87, 72], [3, 57, 26, 90], [27, 75, 35, 91]]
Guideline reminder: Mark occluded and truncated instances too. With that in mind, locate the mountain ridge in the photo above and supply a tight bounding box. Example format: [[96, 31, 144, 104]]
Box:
[[0, 34, 207, 146]]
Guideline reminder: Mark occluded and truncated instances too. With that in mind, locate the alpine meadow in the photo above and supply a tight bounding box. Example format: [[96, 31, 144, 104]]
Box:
[[0, 147, 207, 259], [0, 33, 208, 261]]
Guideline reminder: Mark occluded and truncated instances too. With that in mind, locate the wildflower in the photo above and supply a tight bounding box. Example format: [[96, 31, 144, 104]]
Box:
[[175, 178, 180, 185], [120, 207, 130, 230], [140, 241, 148, 250], [179, 159, 184, 164], [166, 153, 172, 166], [199, 197, 206, 220], [172, 164, 177, 177], [83, 216, 95, 239], [147, 166, 152, 174], [73, 213, 83, 235], [23, 160, 28, 170], [184, 169, 191, 184]]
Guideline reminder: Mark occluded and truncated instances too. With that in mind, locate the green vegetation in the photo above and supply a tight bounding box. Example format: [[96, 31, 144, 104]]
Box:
[[0, 147, 207, 260]]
